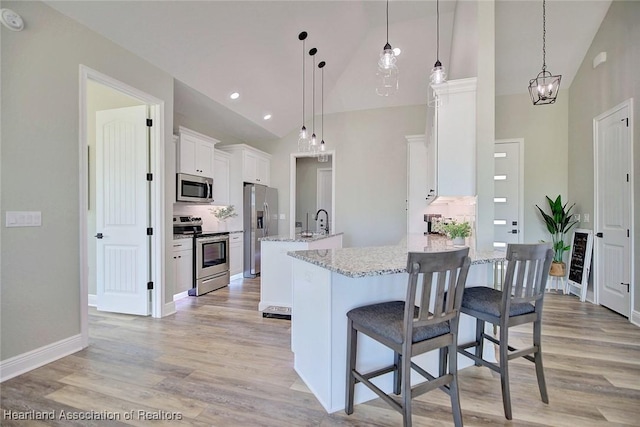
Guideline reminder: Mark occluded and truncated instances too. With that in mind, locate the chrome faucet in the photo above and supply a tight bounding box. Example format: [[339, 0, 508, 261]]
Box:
[[315, 209, 329, 235]]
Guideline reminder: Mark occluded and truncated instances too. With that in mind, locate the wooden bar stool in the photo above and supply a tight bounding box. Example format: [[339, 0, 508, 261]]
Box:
[[345, 248, 471, 427], [457, 243, 553, 420]]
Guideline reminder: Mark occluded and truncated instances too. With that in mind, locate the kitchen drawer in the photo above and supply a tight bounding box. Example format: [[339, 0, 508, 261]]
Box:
[[172, 239, 192, 251], [229, 233, 243, 245]]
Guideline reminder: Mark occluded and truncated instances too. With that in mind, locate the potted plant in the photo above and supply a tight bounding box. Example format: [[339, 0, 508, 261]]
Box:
[[210, 205, 237, 230], [535, 195, 578, 276], [442, 220, 472, 246]]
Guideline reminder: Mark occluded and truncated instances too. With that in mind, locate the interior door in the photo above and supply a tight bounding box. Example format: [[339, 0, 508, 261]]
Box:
[[494, 141, 523, 249], [595, 102, 631, 317], [96, 105, 150, 315]]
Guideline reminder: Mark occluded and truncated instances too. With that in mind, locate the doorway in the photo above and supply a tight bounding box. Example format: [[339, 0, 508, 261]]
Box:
[[79, 66, 165, 346], [316, 168, 332, 233], [594, 99, 633, 317]]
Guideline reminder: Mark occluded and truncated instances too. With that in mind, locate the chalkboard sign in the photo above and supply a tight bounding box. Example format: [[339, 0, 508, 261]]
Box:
[[567, 229, 593, 302]]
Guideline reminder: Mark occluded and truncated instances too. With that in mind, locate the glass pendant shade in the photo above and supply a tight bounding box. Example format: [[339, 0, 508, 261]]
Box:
[[528, 70, 561, 105], [310, 133, 319, 154], [376, 45, 399, 97], [318, 140, 328, 163], [298, 126, 310, 152], [430, 60, 447, 85], [378, 43, 396, 69]]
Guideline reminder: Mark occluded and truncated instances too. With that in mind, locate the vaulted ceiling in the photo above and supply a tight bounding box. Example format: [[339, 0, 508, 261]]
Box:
[[44, 1, 611, 142]]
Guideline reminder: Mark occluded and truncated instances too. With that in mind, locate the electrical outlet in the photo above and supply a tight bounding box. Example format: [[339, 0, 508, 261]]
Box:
[[279, 213, 285, 220], [574, 213, 581, 222], [584, 213, 590, 223]]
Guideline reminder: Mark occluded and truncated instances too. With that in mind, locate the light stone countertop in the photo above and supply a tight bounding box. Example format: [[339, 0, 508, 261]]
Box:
[[261, 232, 344, 243], [287, 234, 506, 278]]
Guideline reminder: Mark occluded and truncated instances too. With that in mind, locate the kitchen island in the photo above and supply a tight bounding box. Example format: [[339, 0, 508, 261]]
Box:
[[259, 233, 343, 316], [287, 234, 505, 413]]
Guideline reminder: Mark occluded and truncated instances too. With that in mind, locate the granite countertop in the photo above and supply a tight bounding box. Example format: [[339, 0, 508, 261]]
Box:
[[261, 232, 344, 243], [287, 234, 506, 278]]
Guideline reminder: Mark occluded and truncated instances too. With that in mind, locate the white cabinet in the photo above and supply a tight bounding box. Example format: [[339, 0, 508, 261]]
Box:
[[172, 239, 193, 295], [229, 232, 243, 278], [212, 149, 231, 206], [242, 149, 270, 185], [431, 78, 477, 198], [177, 126, 219, 178], [222, 144, 271, 186]]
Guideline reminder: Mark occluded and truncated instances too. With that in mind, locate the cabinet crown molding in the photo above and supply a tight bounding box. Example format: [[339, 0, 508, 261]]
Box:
[[177, 126, 220, 145]]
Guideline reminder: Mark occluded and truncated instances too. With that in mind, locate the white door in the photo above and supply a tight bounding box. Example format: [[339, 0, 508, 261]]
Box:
[[96, 105, 150, 315], [494, 141, 523, 249], [316, 168, 332, 233], [595, 102, 632, 317]]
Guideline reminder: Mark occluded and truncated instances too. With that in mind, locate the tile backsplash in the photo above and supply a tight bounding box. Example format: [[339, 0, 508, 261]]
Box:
[[173, 204, 243, 232]]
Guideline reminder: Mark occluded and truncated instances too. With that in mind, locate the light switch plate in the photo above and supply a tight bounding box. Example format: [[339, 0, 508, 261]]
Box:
[[584, 213, 590, 223], [6, 211, 42, 227]]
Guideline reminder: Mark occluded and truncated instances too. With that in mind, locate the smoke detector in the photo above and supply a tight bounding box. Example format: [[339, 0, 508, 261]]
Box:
[[1, 9, 24, 31]]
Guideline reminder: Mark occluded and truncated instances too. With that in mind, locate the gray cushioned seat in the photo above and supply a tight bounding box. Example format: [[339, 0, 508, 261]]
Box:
[[462, 287, 534, 318], [347, 301, 450, 345]]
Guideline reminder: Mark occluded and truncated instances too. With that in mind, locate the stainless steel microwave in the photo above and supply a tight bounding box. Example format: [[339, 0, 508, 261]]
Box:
[[176, 173, 213, 203]]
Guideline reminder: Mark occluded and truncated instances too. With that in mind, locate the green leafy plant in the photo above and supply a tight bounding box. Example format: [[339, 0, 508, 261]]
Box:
[[210, 205, 237, 221], [536, 195, 578, 263], [442, 221, 472, 239]]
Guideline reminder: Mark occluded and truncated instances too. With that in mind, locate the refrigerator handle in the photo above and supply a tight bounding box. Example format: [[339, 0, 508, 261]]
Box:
[[264, 202, 269, 236]]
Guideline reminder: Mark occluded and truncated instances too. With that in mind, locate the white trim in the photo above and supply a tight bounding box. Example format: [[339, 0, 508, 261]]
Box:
[[79, 64, 167, 355], [631, 310, 640, 327], [163, 301, 177, 317], [88, 294, 97, 307], [0, 334, 83, 383], [289, 151, 336, 236], [172, 291, 189, 301], [495, 138, 525, 242], [593, 99, 634, 316]]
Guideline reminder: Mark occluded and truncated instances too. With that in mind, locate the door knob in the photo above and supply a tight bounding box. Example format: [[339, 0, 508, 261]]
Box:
[[95, 233, 103, 239], [596, 232, 603, 238]]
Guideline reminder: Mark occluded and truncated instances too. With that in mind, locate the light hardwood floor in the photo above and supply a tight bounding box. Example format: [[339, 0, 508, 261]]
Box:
[[2, 278, 639, 426]]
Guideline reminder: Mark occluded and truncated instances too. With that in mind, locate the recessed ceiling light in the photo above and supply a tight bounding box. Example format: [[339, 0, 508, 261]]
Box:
[[263, 114, 272, 120], [230, 92, 240, 100], [393, 47, 401, 56]]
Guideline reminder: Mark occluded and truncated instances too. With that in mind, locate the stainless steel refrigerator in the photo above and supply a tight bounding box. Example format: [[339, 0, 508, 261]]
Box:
[[243, 184, 278, 278]]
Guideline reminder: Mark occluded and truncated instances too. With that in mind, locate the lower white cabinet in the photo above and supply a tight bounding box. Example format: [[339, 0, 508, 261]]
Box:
[[229, 232, 243, 278], [172, 239, 193, 295]]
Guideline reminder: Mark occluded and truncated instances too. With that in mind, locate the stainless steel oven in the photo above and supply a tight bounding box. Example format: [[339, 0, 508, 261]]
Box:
[[191, 233, 230, 296]]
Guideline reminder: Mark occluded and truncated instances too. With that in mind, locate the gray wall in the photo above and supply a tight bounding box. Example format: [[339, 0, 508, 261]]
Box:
[[252, 105, 427, 248], [495, 91, 569, 247], [1, 1, 174, 360], [567, 1, 640, 310]]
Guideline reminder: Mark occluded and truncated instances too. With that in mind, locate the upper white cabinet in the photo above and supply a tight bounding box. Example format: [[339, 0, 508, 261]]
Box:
[[176, 126, 219, 178], [431, 78, 477, 198], [221, 144, 271, 186], [212, 149, 231, 206]]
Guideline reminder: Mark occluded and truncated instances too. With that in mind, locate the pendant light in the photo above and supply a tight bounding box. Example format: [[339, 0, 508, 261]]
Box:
[[528, 0, 561, 105], [297, 31, 310, 152], [376, 0, 398, 97], [430, 0, 446, 85], [318, 61, 328, 163], [309, 47, 319, 154]]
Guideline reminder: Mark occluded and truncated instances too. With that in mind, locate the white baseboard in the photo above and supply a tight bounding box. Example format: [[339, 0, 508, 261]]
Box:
[[631, 310, 640, 327], [88, 293, 97, 307], [163, 301, 176, 317], [0, 334, 84, 383], [173, 291, 189, 301]]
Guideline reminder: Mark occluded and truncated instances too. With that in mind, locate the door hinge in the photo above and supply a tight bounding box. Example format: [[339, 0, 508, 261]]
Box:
[[147, 227, 153, 236], [146, 118, 153, 127], [628, 229, 630, 238], [147, 281, 154, 290], [624, 117, 629, 127], [627, 174, 630, 182], [146, 173, 153, 181]]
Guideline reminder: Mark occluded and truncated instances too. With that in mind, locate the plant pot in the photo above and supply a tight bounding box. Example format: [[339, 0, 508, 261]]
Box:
[[452, 237, 465, 246], [549, 261, 566, 277]]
